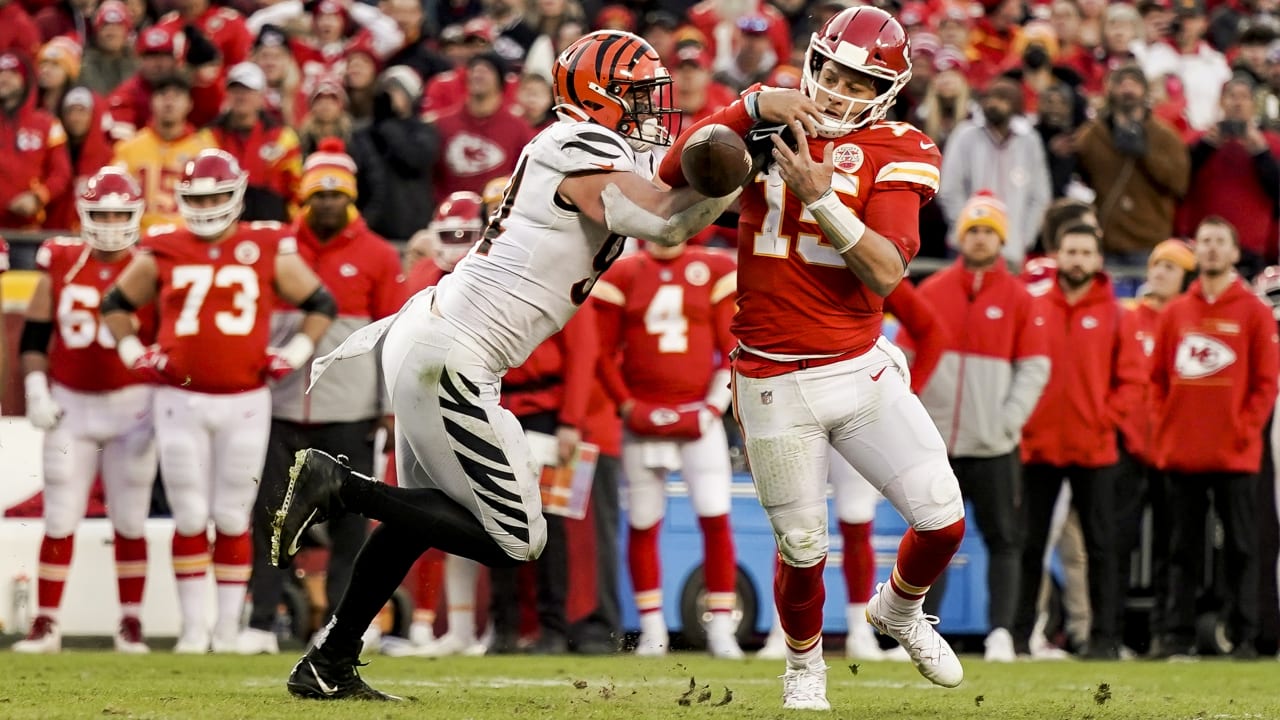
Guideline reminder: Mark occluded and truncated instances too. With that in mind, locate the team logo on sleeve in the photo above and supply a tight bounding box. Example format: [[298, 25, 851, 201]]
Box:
[[1174, 332, 1236, 379], [684, 261, 710, 287], [235, 240, 261, 265], [832, 144, 863, 174]]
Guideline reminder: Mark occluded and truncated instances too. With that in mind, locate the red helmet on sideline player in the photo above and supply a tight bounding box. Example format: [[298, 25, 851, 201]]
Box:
[[78, 167, 144, 252], [430, 191, 485, 273], [803, 6, 912, 136], [176, 149, 248, 238]]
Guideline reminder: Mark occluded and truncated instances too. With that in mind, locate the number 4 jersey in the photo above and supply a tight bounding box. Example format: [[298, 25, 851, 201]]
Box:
[[37, 237, 157, 393], [434, 120, 657, 369], [142, 222, 293, 393]]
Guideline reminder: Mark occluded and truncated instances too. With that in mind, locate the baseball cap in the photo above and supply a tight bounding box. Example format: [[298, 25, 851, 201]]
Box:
[[63, 86, 94, 109], [0, 52, 21, 73], [136, 25, 176, 56], [462, 17, 494, 43], [309, 78, 347, 106], [675, 44, 709, 70], [227, 61, 266, 91], [255, 24, 288, 50], [94, 0, 130, 30]]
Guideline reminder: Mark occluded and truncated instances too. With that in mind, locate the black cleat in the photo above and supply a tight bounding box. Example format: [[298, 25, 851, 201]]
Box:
[[269, 449, 348, 568], [286, 650, 402, 701]]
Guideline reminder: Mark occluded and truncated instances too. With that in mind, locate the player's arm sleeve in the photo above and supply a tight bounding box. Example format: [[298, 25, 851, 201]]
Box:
[[1003, 295, 1051, 433], [589, 287, 634, 407], [1242, 306, 1280, 439], [884, 280, 949, 394], [657, 94, 756, 188], [557, 306, 598, 429]]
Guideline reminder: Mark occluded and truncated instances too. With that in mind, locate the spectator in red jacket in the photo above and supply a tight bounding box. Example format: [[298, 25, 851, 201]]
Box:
[[106, 24, 224, 140], [1015, 222, 1146, 659], [1149, 217, 1280, 659], [966, 0, 1024, 88], [45, 86, 113, 231], [1115, 238, 1196, 656], [0, 50, 71, 229], [157, 0, 251, 69], [908, 192, 1050, 661], [0, 0, 41, 59]]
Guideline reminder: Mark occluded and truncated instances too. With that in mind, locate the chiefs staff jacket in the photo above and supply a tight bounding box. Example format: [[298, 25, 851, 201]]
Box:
[[271, 216, 403, 424], [1151, 278, 1280, 474], [1021, 273, 1146, 468], [908, 260, 1050, 458], [1117, 299, 1161, 465]]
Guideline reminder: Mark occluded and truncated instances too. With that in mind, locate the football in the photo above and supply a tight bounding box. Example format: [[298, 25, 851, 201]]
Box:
[[680, 124, 753, 198]]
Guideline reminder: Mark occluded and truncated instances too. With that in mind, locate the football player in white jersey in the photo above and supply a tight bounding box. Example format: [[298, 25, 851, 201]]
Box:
[[265, 30, 820, 701]]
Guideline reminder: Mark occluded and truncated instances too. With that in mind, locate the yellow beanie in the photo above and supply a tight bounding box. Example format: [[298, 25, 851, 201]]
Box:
[[956, 190, 1009, 244], [39, 37, 81, 82], [1149, 238, 1196, 272], [300, 138, 358, 201]]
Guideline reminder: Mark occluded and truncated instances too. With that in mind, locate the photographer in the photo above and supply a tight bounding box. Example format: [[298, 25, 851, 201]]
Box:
[[1074, 64, 1190, 260], [1177, 75, 1280, 276]]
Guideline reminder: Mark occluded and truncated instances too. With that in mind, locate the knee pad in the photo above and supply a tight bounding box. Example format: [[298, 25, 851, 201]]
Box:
[[768, 503, 829, 568], [625, 469, 668, 530], [881, 456, 965, 532]]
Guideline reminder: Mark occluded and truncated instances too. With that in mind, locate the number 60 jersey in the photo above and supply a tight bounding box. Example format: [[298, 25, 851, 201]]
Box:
[[141, 222, 294, 393]]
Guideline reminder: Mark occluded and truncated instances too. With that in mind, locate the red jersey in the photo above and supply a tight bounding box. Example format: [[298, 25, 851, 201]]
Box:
[[431, 104, 534, 203], [593, 247, 737, 406], [36, 238, 155, 393], [659, 94, 941, 368], [143, 221, 294, 393]]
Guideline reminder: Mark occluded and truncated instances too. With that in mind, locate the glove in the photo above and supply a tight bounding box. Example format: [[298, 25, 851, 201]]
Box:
[[117, 335, 170, 383], [23, 372, 62, 430], [625, 400, 704, 440], [266, 334, 316, 381]]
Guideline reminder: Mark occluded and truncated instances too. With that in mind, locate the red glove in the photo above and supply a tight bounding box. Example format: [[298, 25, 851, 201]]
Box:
[[625, 400, 704, 440], [130, 346, 171, 384]]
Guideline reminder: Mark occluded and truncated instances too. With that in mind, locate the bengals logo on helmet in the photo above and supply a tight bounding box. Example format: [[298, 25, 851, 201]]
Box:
[[552, 30, 680, 147]]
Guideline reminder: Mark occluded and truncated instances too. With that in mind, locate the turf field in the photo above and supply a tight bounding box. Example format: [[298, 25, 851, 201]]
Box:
[[2, 651, 1279, 720]]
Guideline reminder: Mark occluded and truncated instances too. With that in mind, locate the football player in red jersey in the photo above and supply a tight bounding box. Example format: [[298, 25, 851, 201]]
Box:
[[593, 240, 742, 658], [101, 149, 337, 654], [659, 6, 964, 709], [14, 169, 156, 655]]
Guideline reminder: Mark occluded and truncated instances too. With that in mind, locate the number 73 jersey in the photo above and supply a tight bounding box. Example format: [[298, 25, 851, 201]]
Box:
[[735, 121, 941, 358], [142, 222, 294, 393]]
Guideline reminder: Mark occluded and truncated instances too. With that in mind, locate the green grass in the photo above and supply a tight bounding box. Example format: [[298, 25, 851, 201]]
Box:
[[0, 651, 1278, 720]]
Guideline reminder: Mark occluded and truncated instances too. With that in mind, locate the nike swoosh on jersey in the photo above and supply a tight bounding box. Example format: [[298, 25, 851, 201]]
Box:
[[870, 368, 887, 381], [289, 509, 318, 556], [919, 140, 936, 150], [592, 162, 615, 170]]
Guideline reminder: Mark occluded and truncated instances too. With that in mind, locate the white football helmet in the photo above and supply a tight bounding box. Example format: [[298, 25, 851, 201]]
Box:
[[430, 191, 485, 273]]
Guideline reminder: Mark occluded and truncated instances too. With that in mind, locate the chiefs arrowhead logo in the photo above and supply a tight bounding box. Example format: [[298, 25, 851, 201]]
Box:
[[1174, 332, 1236, 379], [648, 408, 680, 427], [445, 132, 506, 175]]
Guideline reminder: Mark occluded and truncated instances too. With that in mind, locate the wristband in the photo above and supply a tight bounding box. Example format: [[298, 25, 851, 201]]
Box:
[[278, 334, 316, 369], [806, 188, 866, 254], [745, 91, 761, 121], [24, 371, 50, 399], [117, 335, 145, 366]]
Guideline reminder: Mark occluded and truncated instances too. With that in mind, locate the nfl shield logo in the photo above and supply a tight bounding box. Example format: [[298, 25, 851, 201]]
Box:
[[760, 391, 773, 405]]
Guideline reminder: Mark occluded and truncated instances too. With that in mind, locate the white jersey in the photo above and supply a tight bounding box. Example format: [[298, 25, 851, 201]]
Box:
[[434, 120, 656, 369]]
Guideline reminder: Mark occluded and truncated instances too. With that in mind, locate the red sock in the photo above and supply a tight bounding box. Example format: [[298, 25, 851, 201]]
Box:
[[114, 533, 147, 614], [36, 535, 74, 617], [839, 521, 874, 604], [890, 519, 965, 602], [172, 532, 210, 581], [628, 523, 662, 613], [775, 554, 826, 653], [212, 531, 251, 585], [413, 549, 445, 625], [699, 514, 736, 614]]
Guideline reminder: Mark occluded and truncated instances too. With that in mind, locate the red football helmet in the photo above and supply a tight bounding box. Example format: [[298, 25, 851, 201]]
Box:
[[429, 191, 485, 273], [803, 6, 912, 136], [1254, 265, 1280, 320], [175, 149, 247, 237], [78, 167, 144, 252], [553, 30, 679, 149]]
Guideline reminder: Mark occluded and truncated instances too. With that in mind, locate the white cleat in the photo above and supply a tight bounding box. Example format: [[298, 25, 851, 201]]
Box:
[[236, 628, 280, 655], [211, 625, 240, 654], [983, 627, 1016, 663], [845, 622, 884, 660], [408, 621, 434, 648], [866, 584, 963, 688], [757, 628, 788, 660], [419, 632, 484, 658], [781, 658, 830, 711], [634, 629, 670, 657], [12, 616, 61, 654], [174, 629, 211, 654], [706, 614, 744, 659], [114, 617, 149, 654]]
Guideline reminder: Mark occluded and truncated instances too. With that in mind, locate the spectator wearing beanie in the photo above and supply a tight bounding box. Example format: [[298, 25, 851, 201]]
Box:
[[1015, 222, 1146, 659], [1074, 64, 1190, 258], [34, 35, 79, 116], [0, 51, 71, 230], [430, 52, 532, 203], [208, 62, 302, 223], [1115, 238, 1196, 655], [45, 86, 115, 232], [905, 191, 1051, 662], [939, 76, 1052, 266], [242, 137, 404, 656], [1176, 75, 1280, 275], [349, 64, 438, 241], [80, 1, 137, 97], [1150, 217, 1279, 659]]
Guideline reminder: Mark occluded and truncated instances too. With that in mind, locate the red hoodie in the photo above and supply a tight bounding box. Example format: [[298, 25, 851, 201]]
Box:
[[0, 54, 70, 228], [1021, 273, 1146, 468], [0, 3, 40, 58], [1117, 299, 1162, 465], [1150, 277, 1280, 474]]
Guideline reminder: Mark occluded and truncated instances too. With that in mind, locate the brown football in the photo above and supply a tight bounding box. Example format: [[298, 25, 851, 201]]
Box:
[[680, 124, 753, 198]]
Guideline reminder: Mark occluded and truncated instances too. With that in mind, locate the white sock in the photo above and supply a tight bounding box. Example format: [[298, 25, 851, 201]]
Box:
[[176, 577, 207, 637], [846, 603, 869, 631], [120, 603, 141, 620], [36, 606, 59, 623], [640, 610, 667, 637], [786, 640, 823, 668], [707, 611, 734, 637], [445, 556, 479, 640], [215, 583, 246, 636]]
